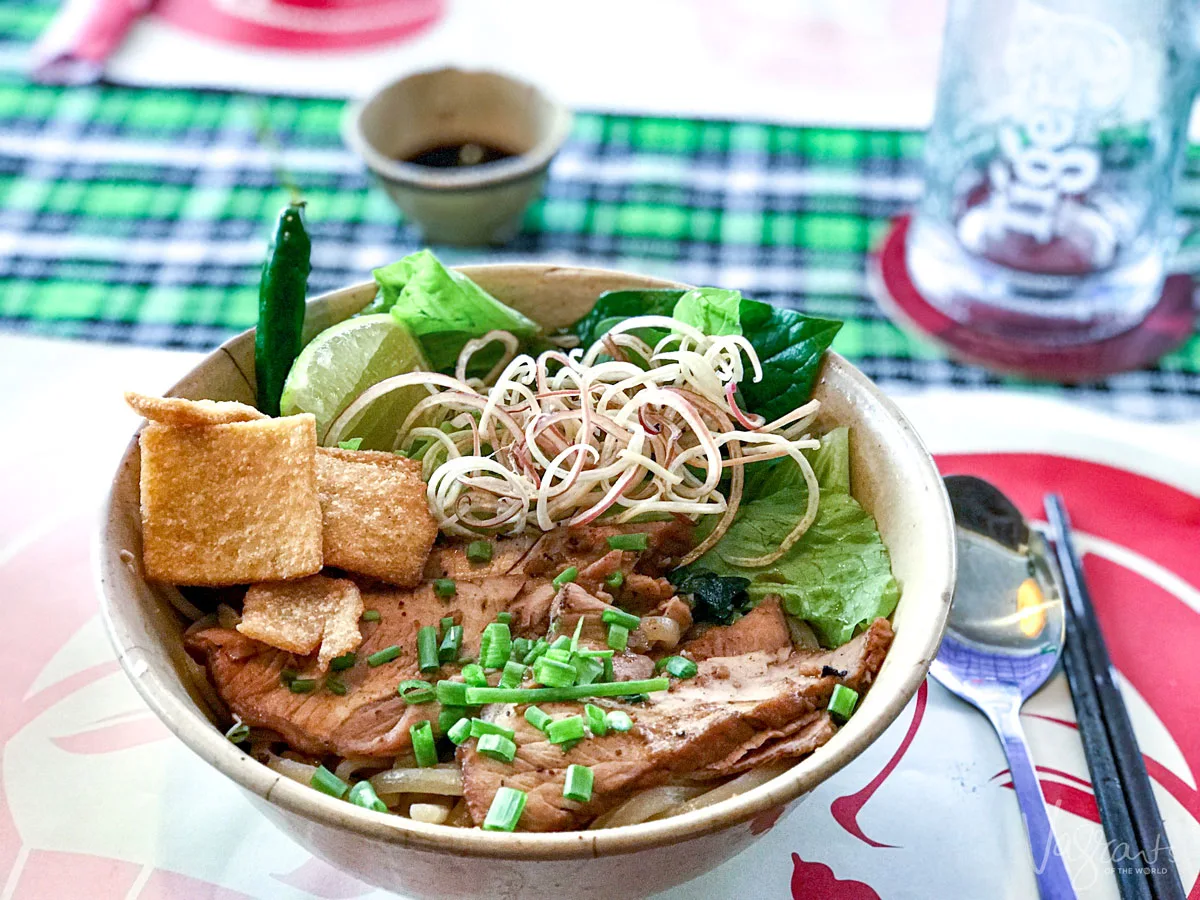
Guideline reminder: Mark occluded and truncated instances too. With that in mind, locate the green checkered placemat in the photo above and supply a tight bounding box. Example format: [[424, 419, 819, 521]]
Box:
[[1, 1, 1199, 418]]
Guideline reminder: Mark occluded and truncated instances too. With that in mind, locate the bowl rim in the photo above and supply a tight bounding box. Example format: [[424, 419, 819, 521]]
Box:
[[342, 66, 574, 192], [97, 264, 955, 861]]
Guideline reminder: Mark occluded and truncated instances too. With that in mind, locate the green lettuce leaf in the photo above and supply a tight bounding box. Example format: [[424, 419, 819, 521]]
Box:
[[570, 289, 684, 347], [672, 288, 742, 336], [370, 250, 541, 372], [685, 426, 899, 646]]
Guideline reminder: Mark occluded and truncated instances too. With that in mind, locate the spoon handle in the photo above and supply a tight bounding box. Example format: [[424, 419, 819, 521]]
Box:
[[986, 700, 1078, 900]]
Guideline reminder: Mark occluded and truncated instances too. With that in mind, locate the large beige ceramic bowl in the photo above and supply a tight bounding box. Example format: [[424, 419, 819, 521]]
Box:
[[98, 265, 955, 900]]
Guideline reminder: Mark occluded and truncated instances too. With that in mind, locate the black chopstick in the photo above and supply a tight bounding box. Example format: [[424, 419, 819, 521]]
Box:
[[1045, 494, 1185, 900]]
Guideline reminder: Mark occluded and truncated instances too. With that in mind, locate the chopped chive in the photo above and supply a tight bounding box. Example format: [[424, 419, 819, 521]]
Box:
[[606, 710, 634, 732], [439, 625, 463, 663], [279, 667, 298, 686], [546, 647, 572, 664], [410, 721, 438, 767], [361, 609, 381, 622], [496, 611, 513, 625], [549, 635, 572, 652], [348, 780, 387, 812], [367, 645, 402, 667], [447, 716, 473, 745], [601, 608, 640, 631], [606, 533, 648, 551], [481, 622, 512, 669], [511, 637, 531, 662], [572, 656, 605, 686], [499, 660, 527, 690], [828, 684, 859, 722], [470, 719, 516, 742], [657, 656, 699, 679], [397, 679, 436, 704], [329, 653, 357, 672], [522, 639, 549, 665], [440, 615, 455, 634], [433, 578, 457, 599], [465, 678, 669, 705], [461, 663, 488, 688], [604, 571, 625, 590], [570, 615, 587, 654], [524, 705, 552, 732], [532, 656, 577, 688], [225, 720, 250, 744], [585, 704, 608, 736], [289, 678, 318, 694], [553, 566, 579, 589], [546, 715, 585, 746], [337, 438, 363, 450], [607, 623, 630, 652], [438, 705, 471, 735], [310, 765, 349, 799], [325, 675, 348, 696], [467, 540, 493, 563], [477, 732, 518, 763], [601, 656, 615, 683], [482, 786, 527, 832], [563, 764, 594, 803], [435, 679, 470, 706], [417, 626, 440, 673], [576, 648, 614, 658]]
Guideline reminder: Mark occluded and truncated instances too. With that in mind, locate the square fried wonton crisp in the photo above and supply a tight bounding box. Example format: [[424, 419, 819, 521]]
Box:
[[238, 574, 363, 670], [125, 391, 266, 426], [138, 414, 323, 585], [316, 447, 438, 587]]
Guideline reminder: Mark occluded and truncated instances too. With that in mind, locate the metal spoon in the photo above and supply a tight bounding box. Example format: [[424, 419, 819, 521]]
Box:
[[931, 475, 1076, 900]]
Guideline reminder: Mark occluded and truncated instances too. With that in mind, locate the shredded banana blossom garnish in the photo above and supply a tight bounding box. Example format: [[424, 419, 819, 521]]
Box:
[[326, 319, 822, 567]]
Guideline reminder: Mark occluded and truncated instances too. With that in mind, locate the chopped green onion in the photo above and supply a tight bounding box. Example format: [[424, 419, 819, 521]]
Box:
[[533, 657, 577, 688], [438, 705, 471, 734], [470, 719, 516, 741], [435, 680, 470, 706], [433, 578, 457, 598], [606, 533, 648, 551], [563, 764, 594, 803], [225, 720, 250, 744], [585, 704, 608, 736], [289, 678, 317, 694], [602, 656, 614, 683], [361, 609, 381, 622], [348, 780, 386, 812], [279, 667, 298, 686], [477, 732, 518, 763], [325, 675, 348, 696], [481, 622, 512, 669], [553, 566, 579, 589], [601, 608, 641, 631], [461, 663, 488, 687], [499, 660, 527, 690], [511, 637, 531, 662], [524, 705, 552, 732], [570, 615, 586, 654], [607, 623, 630, 652], [546, 647, 572, 664], [482, 786, 526, 832], [496, 611, 513, 624], [657, 656, 699, 679], [337, 438, 363, 451], [417, 626, 440, 673], [828, 684, 859, 722], [576, 648, 615, 658], [329, 653, 357, 671], [396, 679, 435, 704], [465, 678, 669, 706], [572, 656, 605, 686], [367, 645, 402, 667], [522, 639, 549, 665], [546, 715, 585, 746], [604, 571, 625, 590], [447, 717, 473, 745], [440, 615, 455, 634], [438, 625, 463, 663], [606, 710, 634, 732], [310, 765, 349, 799], [467, 540, 493, 563], [549, 635, 572, 651], [410, 721, 438, 767]]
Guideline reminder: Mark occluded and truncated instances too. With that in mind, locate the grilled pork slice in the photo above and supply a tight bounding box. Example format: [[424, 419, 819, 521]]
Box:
[[185, 577, 543, 758], [460, 617, 893, 831], [681, 596, 791, 661]]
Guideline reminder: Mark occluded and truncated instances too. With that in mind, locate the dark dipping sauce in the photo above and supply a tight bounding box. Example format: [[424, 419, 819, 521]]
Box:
[[402, 142, 515, 168]]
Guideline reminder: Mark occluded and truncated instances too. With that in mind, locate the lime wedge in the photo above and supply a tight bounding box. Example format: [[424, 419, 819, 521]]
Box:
[[280, 314, 429, 449]]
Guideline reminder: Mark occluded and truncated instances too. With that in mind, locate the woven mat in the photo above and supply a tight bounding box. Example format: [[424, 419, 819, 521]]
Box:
[[1, 2, 1200, 419]]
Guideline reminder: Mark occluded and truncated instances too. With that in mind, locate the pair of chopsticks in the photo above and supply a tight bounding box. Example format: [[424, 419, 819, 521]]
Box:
[[1044, 495, 1185, 900]]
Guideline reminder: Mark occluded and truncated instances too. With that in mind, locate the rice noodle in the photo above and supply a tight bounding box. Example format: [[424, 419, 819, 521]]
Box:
[[267, 754, 317, 786], [409, 800, 453, 825], [369, 766, 465, 797], [334, 757, 382, 783], [334, 318, 823, 553], [588, 786, 707, 829], [648, 763, 792, 820]]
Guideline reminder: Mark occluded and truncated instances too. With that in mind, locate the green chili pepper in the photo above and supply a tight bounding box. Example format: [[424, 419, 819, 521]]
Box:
[[255, 202, 311, 416]]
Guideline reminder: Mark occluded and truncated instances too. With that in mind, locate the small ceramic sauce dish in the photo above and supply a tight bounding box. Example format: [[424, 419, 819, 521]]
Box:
[[343, 67, 572, 245]]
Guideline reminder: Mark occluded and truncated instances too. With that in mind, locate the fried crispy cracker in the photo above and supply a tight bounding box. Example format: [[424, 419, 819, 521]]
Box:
[[316, 447, 438, 587], [238, 574, 364, 670], [126, 391, 266, 426], [139, 415, 323, 585]]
